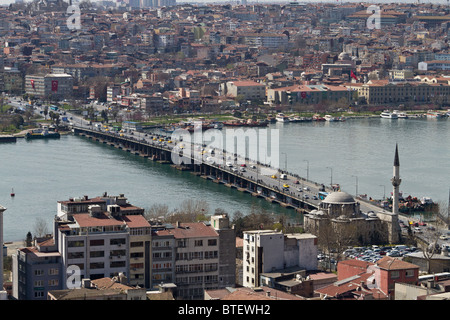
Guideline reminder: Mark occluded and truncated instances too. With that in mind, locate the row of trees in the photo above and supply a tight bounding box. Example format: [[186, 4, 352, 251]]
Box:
[[144, 200, 302, 237]]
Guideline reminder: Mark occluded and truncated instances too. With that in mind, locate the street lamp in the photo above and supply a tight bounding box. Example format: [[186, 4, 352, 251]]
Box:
[[379, 185, 386, 200], [351, 175, 358, 197], [281, 152, 287, 171], [303, 160, 309, 181], [0, 205, 6, 298], [326, 166, 333, 187]]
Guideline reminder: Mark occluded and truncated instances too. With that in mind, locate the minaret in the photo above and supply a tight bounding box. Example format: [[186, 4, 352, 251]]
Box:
[[0, 205, 6, 300], [391, 144, 401, 216]]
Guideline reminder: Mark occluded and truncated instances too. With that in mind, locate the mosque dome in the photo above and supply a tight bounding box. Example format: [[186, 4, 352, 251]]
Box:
[[338, 51, 350, 61], [322, 192, 356, 204]]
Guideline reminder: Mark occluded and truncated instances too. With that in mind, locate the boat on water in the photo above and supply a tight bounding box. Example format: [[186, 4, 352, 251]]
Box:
[[380, 111, 398, 119], [312, 114, 325, 121], [426, 110, 444, 119], [223, 119, 268, 127], [25, 127, 60, 139], [324, 115, 337, 122], [393, 110, 408, 119], [10, 188, 14, 197], [276, 113, 290, 122]]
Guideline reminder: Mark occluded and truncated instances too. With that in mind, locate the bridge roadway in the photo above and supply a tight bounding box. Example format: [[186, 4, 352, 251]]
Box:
[[72, 124, 385, 215]]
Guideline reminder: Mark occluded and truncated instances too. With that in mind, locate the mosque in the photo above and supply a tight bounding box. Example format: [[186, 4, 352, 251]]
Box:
[[303, 145, 402, 246]]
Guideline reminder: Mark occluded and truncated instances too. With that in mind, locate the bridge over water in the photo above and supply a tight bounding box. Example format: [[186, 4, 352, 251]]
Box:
[[72, 125, 386, 216], [72, 126, 332, 213]]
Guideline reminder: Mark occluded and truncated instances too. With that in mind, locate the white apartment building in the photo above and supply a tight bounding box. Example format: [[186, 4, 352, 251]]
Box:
[[57, 206, 130, 287], [243, 230, 318, 288], [240, 33, 288, 48], [220, 80, 266, 101], [25, 73, 73, 99], [55, 194, 147, 288]]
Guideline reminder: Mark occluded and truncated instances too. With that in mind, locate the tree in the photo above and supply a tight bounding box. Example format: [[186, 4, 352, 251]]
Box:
[[25, 231, 33, 247], [43, 106, 48, 120], [33, 217, 49, 238], [101, 109, 109, 124], [145, 204, 170, 222], [418, 235, 441, 274], [11, 114, 24, 129]]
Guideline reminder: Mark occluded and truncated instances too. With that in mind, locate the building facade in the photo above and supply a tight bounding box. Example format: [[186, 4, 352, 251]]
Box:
[[348, 80, 450, 105], [25, 73, 73, 100], [12, 238, 63, 300], [243, 230, 318, 288], [154, 214, 235, 300]]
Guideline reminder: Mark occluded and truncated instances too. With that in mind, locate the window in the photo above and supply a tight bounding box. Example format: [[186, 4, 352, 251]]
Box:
[[90, 239, 104, 246], [391, 271, 400, 279], [110, 238, 126, 246], [90, 251, 105, 258], [68, 240, 84, 248], [110, 261, 126, 268], [48, 279, 59, 286], [49, 268, 59, 276], [208, 239, 217, 246], [405, 269, 415, 277], [131, 241, 143, 248], [34, 269, 44, 276], [90, 262, 104, 269], [34, 280, 44, 287], [195, 240, 203, 247], [68, 252, 84, 259]]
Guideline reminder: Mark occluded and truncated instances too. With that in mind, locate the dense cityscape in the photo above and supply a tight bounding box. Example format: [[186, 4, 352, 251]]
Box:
[[0, 0, 450, 307]]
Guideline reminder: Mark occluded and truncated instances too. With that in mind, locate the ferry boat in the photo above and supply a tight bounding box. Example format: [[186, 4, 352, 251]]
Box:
[[426, 110, 443, 119], [380, 111, 398, 119], [25, 127, 60, 139], [276, 113, 290, 122], [312, 114, 325, 121], [223, 119, 268, 127], [393, 110, 408, 119]]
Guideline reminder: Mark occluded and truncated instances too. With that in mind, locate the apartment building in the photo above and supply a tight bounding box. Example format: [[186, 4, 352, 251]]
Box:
[[239, 33, 288, 48], [3, 67, 23, 94], [418, 60, 450, 71], [12, 238, 63, 300], [150, 224, 176, 289], [267, 84, 353, 105], [25, 73, 73, 100], [347, 80, 450, 105], [57, 206, 131, 286], [154, 214, 236, 300], [243, 230, 318, 288], [220, 80, 266, 101], [123, 214, 152, 288], [55, 193, 147, 286]]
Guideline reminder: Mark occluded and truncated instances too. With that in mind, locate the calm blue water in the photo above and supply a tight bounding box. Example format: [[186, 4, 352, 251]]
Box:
[[1, 116, 449, 241]]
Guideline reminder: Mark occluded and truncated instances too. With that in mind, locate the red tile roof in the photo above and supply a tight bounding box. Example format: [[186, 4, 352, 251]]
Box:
[[156, 222, 218, 239], [375, 256, 419, 270], [74, 213, 124, 228], [121, 215, 151, 228]]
